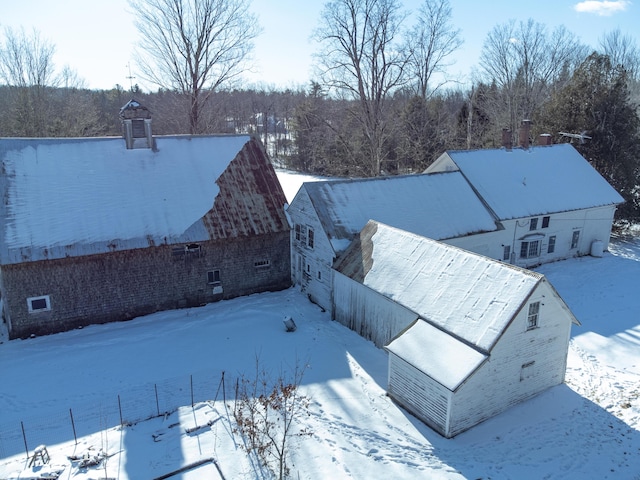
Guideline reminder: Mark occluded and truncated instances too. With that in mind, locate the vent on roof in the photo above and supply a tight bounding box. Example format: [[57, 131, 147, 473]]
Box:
[[119, 99, 154, 150]]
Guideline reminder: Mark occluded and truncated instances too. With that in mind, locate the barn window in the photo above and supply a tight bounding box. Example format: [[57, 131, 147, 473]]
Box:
[[307, 228, 315, 248], [548, 236, 556, 254], [207, 270, 221, 284], [520, 240, 540, 259], [571, 230, 580, 249], [529, 217, 538, 231], [254, 259, 271, 268], [542, 216, 550, 228], [520, 361, 535, 381], [27, 295, 51, 313], [527, 301, 540, 330]]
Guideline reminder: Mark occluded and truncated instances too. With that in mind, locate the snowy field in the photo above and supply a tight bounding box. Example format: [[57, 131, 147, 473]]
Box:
[[0, 232, 639, 479]]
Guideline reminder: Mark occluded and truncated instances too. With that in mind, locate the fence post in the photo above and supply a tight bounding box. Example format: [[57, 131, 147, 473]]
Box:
[[190, 374, 194, 407], [69, 409, 78, 445], [118, 395, 123, 426], [20, 421, 29, 460], [154, 384, 160, 417]]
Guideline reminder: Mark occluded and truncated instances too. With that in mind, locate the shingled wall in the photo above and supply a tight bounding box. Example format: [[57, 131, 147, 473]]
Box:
[[2, 231, 290, 339]]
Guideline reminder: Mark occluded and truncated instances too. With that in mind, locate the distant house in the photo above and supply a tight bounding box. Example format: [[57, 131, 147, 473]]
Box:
[[426, 136, 624, 268], [0, 101, 291, 339], [286, 172, 500, 312], [334, 220, 579, 438]]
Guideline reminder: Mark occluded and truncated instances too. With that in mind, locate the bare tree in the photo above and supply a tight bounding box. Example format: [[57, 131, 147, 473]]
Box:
[[404, 0, 462, 99], [478, 19, 587, 135], [313, 0, 408, 176], [129, 0, 261, 134], [0, 26, 58, 88], [599, 28, 640, 80]]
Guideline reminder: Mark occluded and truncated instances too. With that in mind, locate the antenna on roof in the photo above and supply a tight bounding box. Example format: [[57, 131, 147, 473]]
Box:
[[126, 62, 136, 92], [558, 131, 592, 144]]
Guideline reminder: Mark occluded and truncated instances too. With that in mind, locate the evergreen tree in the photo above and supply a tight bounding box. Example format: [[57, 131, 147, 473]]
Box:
[[540, 52, 640, 219]]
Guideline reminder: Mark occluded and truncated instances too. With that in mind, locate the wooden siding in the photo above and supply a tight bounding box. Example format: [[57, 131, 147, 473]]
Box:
[[387, 353, 451, 436], [201, 138, 290, 239], [2, 231, 290, 338], [446, 205, 618, 268], [288, 187, 336, 311], [447, 280, 572, 437], [333, 271, 418, 347]]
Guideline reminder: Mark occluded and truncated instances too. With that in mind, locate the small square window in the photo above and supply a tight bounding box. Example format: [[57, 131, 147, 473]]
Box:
[[27, 295, 51, 313], [207, 270, 221, 284], [542, 216, 550, 228], [527, 301, 540, 330], [529, 218, 538, 231]]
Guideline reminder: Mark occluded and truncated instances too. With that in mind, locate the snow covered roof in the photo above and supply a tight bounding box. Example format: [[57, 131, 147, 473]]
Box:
[[428, 143, 624, 220], [299, 171, 499, 253], [335, 220, 543, 353], [0, 135, 288, 264], [386, 319, 488, 391]]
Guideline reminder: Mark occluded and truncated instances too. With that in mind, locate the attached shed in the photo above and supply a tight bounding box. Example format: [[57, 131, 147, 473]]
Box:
[[0, 107, 290, 338], [426, 142, 624, 267], [287, 172, 500, 311], [334, 220, 579, 437]]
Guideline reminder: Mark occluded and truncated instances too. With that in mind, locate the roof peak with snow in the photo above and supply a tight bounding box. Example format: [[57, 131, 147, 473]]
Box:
[[429, 143, 624, 220], [335, 220, 543, 352], [0, 134, 286, 264], [298, 171, 499, 253]]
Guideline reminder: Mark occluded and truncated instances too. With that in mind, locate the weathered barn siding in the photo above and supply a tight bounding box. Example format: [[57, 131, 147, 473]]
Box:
[[333, 271, 418, 347], [387, 353, 452, 435], [287, 188, 335, 310], [447, 280, 572, 437], [2, 231, 290, 338]]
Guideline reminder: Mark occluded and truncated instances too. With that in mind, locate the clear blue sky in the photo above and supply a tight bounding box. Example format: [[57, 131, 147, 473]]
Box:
[[2, 0, 638, 91]]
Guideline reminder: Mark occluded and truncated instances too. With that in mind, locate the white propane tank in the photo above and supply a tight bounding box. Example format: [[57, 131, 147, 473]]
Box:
[[590, 240, 604, 257]]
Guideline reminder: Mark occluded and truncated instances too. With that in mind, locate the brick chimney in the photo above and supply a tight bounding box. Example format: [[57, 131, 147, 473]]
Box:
[[537, 134, 552, 146], [519, 119, 531, 149], [502, 128, 512, 150]]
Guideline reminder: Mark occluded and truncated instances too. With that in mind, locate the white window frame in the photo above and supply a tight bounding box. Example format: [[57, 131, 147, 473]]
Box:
[[27, 295, 51, 313], [529, 217, 538, 231], [520, 240, 540, 259], [527, 301, 540, 330], [548, 235, 556, 254], [571, 230, 580, 249]]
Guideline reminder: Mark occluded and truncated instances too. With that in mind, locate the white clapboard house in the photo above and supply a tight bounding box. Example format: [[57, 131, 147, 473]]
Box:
[[286, 172, 500, 312], [333, 220, 579, 438], [425, 142, 624, 268]]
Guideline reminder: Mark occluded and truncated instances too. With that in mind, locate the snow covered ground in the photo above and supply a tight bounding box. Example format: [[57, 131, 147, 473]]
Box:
[[0, 169, 639, 479], [1, 233, 639, 479]]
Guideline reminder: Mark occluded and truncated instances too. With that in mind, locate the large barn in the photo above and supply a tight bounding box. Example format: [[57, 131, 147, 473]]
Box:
[[334, 220, 579, 437], [0, 101, 291, 339]]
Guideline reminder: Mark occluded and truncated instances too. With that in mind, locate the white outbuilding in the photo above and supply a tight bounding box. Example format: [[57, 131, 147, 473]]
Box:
[[333, 220, 579, 437]]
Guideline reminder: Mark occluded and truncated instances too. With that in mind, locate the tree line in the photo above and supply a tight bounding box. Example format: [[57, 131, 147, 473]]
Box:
[[1, 0, 639, 219]]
